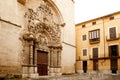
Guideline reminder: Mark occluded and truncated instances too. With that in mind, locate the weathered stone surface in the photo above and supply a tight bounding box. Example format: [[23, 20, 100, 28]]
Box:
[[0, 0, 75, 77]]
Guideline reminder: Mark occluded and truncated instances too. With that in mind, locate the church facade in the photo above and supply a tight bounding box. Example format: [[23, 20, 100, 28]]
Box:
[[0, 0, 75, 78]]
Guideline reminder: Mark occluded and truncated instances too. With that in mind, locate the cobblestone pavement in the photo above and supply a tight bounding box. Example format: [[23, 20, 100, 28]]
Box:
[[30, 73, 120, 80]]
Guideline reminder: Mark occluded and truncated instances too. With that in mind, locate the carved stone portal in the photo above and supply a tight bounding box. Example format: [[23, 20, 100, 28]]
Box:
[[22, 0, 63, 78]]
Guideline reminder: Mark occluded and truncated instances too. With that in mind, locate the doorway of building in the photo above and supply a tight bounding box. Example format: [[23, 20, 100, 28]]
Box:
[[37, 50, 48, 76], [109, 45, 118, 74], [83, 61, 87, 73], [93, 48, 98, 71]]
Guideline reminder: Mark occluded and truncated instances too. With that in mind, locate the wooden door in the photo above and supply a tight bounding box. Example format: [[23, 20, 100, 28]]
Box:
[[37, 50, 48, 76], [93, 48, 98, 70], [109, 45, 118, 73], [93, 60, 98, 70], [111, 59, 118, 73], [83, 61, 87, 73]]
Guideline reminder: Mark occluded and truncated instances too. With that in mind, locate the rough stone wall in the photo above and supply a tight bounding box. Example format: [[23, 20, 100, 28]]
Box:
[[0, 0, 23, 76], [0, 0, 75, 76]]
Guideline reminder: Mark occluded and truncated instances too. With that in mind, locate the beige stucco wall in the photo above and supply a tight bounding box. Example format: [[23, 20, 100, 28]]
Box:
[[76, 12, 120, 74]]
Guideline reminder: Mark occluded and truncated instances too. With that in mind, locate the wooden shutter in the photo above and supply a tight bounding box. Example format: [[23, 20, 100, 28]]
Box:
[[83, 49, 87, 56], [109, 27, 116, 39], [93, 48, 98, 59], [83, 35, 86, 41]]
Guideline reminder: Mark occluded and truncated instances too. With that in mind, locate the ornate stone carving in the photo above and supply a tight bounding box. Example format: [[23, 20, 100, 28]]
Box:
[[24, 0, 61, 45], [22, 0, 63, 77]]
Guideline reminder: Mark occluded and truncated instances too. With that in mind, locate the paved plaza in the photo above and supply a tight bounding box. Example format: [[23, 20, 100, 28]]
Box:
[[1, 73, 120, 80], [30, 73, 120, 80]]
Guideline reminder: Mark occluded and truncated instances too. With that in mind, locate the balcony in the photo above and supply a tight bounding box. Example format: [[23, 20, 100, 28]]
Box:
[[89, 38, 100, 44], [89, 55, 120, 60], [106, 33, 120, 41]]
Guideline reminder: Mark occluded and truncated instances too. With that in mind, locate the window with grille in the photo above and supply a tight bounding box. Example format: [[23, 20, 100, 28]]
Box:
[[89, 29, 100, 43]]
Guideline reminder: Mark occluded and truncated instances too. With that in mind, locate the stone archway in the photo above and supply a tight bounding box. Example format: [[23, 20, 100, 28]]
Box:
[[22, 0, 64, 78]]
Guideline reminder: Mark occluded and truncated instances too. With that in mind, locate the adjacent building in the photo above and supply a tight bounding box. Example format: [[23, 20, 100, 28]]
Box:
[[0, 0, 75, 78], [76, 11, 120, 74]]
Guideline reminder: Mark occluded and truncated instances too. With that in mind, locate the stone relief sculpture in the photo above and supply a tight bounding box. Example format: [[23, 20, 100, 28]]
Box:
[[24, 0, 61, 45], [22, 0, 64, 77]]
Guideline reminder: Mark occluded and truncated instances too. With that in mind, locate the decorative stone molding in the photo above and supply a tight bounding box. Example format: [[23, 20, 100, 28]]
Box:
[[22, 0, 63, 77], [17, 0, 26, 5], [23, 33, 35, 41], [0, 17, 21, 28], [24, 0, 61, 45]]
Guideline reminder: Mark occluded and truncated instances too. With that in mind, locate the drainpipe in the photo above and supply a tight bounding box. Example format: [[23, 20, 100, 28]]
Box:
[[102, 18, 106, 64]]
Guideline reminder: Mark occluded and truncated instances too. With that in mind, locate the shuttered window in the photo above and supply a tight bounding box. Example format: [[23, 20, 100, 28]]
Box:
[[82, 35, 86, 41], [109, 27, 116, 39], [83, 49, 87, 56], [93, 48, 98, 59]]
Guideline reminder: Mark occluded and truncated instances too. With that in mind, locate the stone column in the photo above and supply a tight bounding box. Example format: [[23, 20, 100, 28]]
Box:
[[50, 47, 54, 67], [48, 46, 62, 76], [57, 48, 61, 67], [29, 41, 34, 65], [53, 48, 57, 67], [34, 46, 38, 74], [22, 33, 38, 78]]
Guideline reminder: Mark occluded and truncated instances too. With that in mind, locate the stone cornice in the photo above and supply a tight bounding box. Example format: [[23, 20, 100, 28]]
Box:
[[62, 41, 76, 48], [0, 17, 21, 28]]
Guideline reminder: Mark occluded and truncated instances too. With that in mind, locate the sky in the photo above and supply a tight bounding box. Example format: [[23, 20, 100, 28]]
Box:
[[75, 0, 120, 24]]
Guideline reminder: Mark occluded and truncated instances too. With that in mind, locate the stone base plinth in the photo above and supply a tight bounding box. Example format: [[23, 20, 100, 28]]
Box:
[[22, 65, 38, 78], [76, 70, 83, 74], [48, 67, 62, 76]]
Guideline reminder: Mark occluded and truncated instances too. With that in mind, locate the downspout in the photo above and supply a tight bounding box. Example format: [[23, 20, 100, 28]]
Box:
[[102, 17, 106, 64]]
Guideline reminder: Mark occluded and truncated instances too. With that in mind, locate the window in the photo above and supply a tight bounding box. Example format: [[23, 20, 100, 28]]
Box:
[[109, 45, 118, 57], [82, 35, 86, 41], [92, 22, 96, 25], [82, 24, 86, 28], [89, 29, 100, 43], [92, 48, 98, 59], [109, 27, 116, 39], [83, 49, 87, 56], [109, 16, 114, 20]]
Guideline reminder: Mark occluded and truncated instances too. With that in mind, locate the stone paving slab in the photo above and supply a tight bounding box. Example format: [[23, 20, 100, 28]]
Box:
[[31, 73, 120, 80], [4, 73, 120, 80]]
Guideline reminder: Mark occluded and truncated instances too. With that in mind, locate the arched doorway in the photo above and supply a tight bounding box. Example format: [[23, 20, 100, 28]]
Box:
[[22, 0, 64, 78]]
